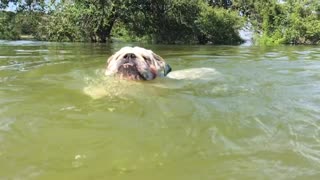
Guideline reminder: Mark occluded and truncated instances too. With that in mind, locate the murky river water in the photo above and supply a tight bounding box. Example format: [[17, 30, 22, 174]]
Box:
[[1, 40, 320, 179]]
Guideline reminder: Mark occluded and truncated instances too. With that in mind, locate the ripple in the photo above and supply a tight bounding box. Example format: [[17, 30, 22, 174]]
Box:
[[2, 42, 320, 179], [0, 59, 71, 72], [0, 118, 15, 131], [289, 119, 320, 164], [15, 49, 49, 53], [0, 40, 50, 46]]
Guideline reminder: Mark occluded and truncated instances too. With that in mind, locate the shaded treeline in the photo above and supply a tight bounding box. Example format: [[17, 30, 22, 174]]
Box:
[[0, 0, 320, 45]]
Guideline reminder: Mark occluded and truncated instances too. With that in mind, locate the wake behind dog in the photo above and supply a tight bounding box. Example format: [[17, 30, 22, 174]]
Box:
[[83, 67, 221, 99]]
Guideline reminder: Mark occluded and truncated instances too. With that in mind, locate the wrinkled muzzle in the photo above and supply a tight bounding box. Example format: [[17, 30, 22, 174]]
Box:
[[116, 53, 147, 80]]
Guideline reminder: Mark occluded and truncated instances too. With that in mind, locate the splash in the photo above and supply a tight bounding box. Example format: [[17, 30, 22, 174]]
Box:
[[83, 69, 146, 99], [83, 68, 222, 99], [167, 68, 220, 81]]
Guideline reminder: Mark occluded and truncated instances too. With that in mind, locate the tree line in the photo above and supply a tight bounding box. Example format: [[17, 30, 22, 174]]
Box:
[[0, 0, 320, 45]]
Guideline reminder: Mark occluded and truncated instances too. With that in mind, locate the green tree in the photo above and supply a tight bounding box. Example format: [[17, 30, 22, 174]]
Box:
[[1, 0, 246, 44], [207, 0, 232, 9], [0, 11, 20, 40], [122, 0, 243, 44], [124, 0, 202, 44], [196, 4, 244, 44], [231, 0, 320, 45], [0, 0, 47, 40]]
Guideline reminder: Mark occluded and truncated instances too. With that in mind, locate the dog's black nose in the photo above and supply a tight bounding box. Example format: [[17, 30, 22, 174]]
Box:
[[124, 53, 136, 59]]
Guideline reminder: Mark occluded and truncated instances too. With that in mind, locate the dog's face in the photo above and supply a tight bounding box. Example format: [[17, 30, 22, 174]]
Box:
[[105, 46, 171, 80]]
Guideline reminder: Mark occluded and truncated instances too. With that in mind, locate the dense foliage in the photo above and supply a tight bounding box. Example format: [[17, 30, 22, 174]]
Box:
[[232, 0, 320, 45], [0, 11, 20, 39], [0, 0, 320, 45]]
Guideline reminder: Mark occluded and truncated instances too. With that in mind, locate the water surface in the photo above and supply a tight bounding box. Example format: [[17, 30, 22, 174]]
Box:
[[1, 40, 320, 179]]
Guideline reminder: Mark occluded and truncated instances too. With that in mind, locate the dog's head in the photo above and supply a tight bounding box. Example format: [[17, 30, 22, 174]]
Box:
[[105, 46, 171, 80]]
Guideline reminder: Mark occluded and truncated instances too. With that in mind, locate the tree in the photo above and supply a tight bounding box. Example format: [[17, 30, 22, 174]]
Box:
[[124, 0, 203, 44], [1, 0, 246, 44], [196, 4, 244, 44], [0, 11, 20, 39], [75, 0, 139, 42], [207, 0, 232, 9]]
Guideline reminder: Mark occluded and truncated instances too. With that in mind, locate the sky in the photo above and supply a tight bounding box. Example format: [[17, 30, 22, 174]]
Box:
[[5, 2, 16, 11], [4, 0, 54, 12]]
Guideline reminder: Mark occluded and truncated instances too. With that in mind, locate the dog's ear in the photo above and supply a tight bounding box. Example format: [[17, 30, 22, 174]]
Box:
[[152, 52, 172, 76], [152, 53, 165, 62], [107, 54, 115, 63], [164, 63, 172, 76]]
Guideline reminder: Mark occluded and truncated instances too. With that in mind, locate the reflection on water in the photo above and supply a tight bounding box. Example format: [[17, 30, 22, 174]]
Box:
[[1, 41, 320, 179]]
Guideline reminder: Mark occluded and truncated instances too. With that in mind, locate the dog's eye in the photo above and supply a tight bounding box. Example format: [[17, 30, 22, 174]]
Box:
[[143, 56, 152, 64], [152, 53, 163, 62]]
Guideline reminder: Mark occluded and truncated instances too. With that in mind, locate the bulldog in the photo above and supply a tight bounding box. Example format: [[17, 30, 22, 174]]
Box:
[[105, 46, 172, 80]]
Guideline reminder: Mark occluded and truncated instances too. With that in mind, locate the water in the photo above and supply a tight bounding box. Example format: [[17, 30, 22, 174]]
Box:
[[1, 40, 320, 179]]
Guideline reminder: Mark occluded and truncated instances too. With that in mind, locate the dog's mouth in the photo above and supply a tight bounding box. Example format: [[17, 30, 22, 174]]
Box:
[[117, 62, 146, 80]]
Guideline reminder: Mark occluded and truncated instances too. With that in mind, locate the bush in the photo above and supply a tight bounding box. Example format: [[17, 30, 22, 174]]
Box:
[[121, 0, 244, 44], [0, 12, 21, 40], [196, 5, 244, 44], [255, 1, 320, 45], [43, 5, 82, 42]]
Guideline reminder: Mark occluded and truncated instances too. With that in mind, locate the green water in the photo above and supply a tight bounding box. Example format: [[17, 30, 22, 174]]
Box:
[[1, 40, 320, 179]]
